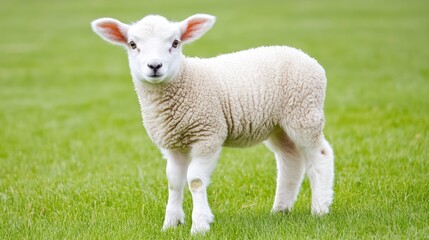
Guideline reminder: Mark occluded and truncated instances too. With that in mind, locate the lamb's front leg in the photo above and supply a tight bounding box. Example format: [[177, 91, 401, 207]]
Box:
[[162, 149, 189, 230], [187, 148, 221, 235]]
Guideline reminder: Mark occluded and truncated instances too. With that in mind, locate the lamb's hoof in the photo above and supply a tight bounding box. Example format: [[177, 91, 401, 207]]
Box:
[[162, 210, 185, 231], [190, 213, 214, 235], [311, 195, 333, 216], [311, 205, 330, 216], [271, 205, 292, 214], [272, 209, 291, 215], [191, 221, 210, 235]]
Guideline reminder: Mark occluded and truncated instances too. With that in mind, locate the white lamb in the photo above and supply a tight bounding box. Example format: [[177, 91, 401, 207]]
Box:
[[91, 14, 334, 234]]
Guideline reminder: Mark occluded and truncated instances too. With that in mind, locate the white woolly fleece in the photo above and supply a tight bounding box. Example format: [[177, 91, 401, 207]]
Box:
[[134, 46, 326, 155]]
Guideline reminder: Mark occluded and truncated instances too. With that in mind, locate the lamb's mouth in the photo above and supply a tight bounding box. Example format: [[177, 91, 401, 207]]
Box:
[[145, 74, 166, 83], [150, 73, 162, 77]]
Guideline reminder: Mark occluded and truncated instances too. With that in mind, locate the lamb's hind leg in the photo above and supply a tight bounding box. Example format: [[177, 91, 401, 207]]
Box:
[[303, 137, 334, 215], [265, 130, 305, 213]]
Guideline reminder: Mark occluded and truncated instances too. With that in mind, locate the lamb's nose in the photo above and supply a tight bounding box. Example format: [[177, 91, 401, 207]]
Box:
[[147, 63, 163, 71]]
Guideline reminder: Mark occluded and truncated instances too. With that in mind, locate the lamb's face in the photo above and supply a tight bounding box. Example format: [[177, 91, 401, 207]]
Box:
[[92, 14, 216, 84], [126, 16, 183, 83]]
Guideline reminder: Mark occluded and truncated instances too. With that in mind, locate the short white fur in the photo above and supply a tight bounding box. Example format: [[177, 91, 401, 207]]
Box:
[[91, 14, 335, 235]]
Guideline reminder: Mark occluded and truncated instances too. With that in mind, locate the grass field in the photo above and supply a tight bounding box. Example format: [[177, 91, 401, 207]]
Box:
[[1, 0, 428, 238]]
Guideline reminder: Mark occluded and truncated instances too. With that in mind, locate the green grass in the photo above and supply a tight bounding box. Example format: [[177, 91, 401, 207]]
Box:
[[1, 0, 428, 238]]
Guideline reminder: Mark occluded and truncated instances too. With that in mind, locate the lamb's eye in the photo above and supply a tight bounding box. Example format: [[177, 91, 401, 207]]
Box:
[[129, 41, 137, 49], [172, 39, 180, 48]]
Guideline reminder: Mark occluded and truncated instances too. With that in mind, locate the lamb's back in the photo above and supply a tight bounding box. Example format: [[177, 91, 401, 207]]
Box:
[[200, 46, 327, 147]]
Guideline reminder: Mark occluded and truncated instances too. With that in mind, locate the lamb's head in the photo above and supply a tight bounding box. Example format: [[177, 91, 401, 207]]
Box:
[[91, 14, 216, 84]]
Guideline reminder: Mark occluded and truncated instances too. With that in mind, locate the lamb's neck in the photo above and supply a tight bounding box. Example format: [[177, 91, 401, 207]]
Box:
[[133, 58, 192, 108]]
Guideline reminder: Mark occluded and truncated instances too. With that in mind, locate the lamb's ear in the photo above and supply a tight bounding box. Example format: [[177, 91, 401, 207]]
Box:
[[179, 14, 216, 44], [91, 18, 129, 46]]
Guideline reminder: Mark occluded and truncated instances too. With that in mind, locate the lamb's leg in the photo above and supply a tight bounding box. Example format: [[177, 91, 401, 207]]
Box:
[[303, 138, 334, 215], [187, 148, 221, 235], [265, 131, 305, 213], [162, 150, 189, 230], [273, 153, 305, 213]]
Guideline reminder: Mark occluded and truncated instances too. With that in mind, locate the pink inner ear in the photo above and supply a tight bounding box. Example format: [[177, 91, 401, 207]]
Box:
[[99, 22, 126, 43], [181, 19, 206, 41]]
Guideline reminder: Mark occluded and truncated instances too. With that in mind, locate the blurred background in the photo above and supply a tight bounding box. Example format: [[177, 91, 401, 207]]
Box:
[[1, 0, 428, 238]]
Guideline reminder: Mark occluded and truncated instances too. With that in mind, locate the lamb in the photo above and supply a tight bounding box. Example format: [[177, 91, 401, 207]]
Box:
[[91, 14, 334, 234]]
